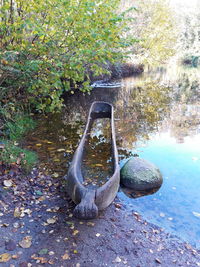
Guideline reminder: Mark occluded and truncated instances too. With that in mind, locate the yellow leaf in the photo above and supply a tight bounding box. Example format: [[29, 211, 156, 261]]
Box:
[[95, 164, 103, 167], [53, 159, 60, 162], [0, 253, 11, 262], [36, 144, 42, 147], [14, 207, 21, 218], [65, 150, 72, 153], [72, 230, 79, 236], [52, 173, 59, 178], [57, 148, 65, 152]]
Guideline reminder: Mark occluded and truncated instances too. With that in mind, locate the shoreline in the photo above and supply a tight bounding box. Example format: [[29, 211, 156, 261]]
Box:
[[0, 169, 200, 266]]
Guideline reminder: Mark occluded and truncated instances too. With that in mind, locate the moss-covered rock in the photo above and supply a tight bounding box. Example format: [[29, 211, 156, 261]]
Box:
[[120, 157, 163, 191]]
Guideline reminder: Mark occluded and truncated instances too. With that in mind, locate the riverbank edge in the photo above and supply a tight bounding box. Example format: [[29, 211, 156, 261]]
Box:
[[0, 170, 200, 266], [90, 62, 144, 82]]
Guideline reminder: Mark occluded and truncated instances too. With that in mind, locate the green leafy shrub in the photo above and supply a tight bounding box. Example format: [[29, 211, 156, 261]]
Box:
[[0, 0, 136, 112]]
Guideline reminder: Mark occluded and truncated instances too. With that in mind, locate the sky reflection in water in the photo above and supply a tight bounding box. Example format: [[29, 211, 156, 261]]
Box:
[[119, 130, 200, 248]]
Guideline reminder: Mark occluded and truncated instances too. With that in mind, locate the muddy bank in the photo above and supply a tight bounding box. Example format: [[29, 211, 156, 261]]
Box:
[[0, 170, 200, 267]]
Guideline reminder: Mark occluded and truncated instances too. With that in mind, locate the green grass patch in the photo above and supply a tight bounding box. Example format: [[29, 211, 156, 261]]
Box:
[[4, 114, 36, 141], [0, 141, 37, 173], [0, 109, 37, 173]]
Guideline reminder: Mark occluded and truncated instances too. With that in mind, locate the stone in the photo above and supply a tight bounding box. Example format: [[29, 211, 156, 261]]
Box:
[[120, 157, 163, 191]]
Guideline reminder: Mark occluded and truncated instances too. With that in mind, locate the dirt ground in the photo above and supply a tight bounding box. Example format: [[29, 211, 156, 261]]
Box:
[[0, 169, 200, 267]]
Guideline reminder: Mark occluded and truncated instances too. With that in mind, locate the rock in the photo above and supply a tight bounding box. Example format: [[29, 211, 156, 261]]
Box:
[[120, 158, 163, 191]]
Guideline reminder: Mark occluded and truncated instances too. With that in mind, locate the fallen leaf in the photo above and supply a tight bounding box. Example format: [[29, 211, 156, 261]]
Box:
[[14, 207, 21, 218], [57, 148, 65, 152], [38, 196, 45, 202], [47, 217, 57, 224], [95, 164, 103, 167], [113, 256, 121, 263], [24, 209, 32, 215], [62, 253, 70, 260], [95, 233, 101, 237], [53, 158, 60, 162], [155, 258, 161, 264], [159, 212, 165, 217], [86, 222, 95, 226], [12, 254, 19, 259], [19, 236, 32, 248], [52, 173, 59, 178], [73, 230, 79, 236], [114, 203, 122, 209], [0, 253, 11, 262], [35, 190, 43, 196], [65, 150, 72, 153], [39, 248, 48, 255], [36, 144, 42, 147], [35, 257, 48, 263], [48, 259, 55, 265], [3, 180, 13, 187]]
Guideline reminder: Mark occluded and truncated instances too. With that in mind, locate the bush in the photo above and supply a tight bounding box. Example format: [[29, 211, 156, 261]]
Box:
[[0, 0, 136, 112]]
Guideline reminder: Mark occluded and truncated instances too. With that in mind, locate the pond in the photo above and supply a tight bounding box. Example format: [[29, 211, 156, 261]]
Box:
[[25, 61, 200, 248]]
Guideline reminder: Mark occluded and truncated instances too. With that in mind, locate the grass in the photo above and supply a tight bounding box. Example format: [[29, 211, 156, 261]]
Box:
[[4, 114, 36, 141], [0, 109, 38, 173], [0, 141, 38, 173]]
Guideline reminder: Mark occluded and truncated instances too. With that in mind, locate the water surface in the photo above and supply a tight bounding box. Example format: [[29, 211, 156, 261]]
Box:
[[25, 63, 200, 248]]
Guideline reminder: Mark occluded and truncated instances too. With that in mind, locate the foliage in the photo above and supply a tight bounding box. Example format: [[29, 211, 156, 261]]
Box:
[[0, 0, 136, 112], [131, 0, 177, 66], [178, 9, 200, 64]]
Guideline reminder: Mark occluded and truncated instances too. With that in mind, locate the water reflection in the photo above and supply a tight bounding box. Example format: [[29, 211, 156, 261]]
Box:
[[119, 131, 200, 248], [82, 118, 113, 188]]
